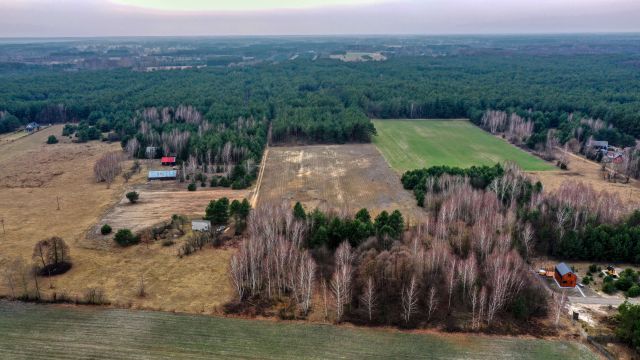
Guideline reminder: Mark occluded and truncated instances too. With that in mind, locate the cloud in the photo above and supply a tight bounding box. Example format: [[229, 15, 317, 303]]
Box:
[[1, 0, 639, 37]]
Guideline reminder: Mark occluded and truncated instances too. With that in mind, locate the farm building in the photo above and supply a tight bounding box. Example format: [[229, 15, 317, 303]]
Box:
[[25, 122, 40, 132], [148, 170, 177, 181], [161, 156, 176, 166], [145, 146, 158, 159], [589, 140, 609, 152], [554, 262, 577, 288], [191, 220, 211, 232]]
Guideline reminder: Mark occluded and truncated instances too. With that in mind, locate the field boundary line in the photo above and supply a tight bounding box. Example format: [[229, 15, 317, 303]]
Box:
[[251, 148, 268, 208]]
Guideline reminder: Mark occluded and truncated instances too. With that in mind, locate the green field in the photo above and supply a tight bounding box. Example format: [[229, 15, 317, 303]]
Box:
[[373, 119, 554, 172], [0, 301, 597, 359]]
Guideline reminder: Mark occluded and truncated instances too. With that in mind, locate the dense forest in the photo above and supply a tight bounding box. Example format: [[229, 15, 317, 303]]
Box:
[[2, 41, 640, 151]]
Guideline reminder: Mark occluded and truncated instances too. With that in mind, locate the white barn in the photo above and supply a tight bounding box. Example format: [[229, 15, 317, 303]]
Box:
[[191, 220, 211, 232]]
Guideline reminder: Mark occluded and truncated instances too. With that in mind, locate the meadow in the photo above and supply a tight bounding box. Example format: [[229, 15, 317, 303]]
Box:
[[0, 301, 597, 360], [373, 120, 555, 172]]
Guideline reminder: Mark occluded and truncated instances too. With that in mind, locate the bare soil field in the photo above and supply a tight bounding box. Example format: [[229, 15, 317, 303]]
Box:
[[0, 126, 236, 313], [529, 149, 640, 206], [257, 144, 425, 224]]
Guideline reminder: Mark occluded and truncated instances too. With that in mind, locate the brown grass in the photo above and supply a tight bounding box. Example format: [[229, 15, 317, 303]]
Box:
[[93, 184, 250, 239], [0, 125, 236, 313], [258, 144, 425, 224], [528, 149, 640, 206]]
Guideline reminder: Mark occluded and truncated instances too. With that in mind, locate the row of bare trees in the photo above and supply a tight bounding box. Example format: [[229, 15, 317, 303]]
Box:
[[230, 203, 316, 315], [230, 188, 544, 328], [481, 110, 533, 145]]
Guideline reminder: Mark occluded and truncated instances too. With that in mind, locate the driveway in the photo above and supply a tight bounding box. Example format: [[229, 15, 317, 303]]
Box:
[[569, 296, 640, 306]]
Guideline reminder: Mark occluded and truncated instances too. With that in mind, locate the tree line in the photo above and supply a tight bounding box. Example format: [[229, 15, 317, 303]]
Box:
[[2, 53, 639, 152]]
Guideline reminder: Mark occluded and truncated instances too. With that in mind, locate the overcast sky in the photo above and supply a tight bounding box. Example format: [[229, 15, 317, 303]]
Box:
[[2, 0, 640, 37]]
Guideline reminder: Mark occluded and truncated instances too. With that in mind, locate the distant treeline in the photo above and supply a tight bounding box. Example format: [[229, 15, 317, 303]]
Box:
[[1, 54, 640, 149]]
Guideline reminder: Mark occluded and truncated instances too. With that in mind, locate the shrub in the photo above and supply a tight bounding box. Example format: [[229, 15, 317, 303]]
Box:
[[32, 237, 72, 276], [126, 191, 139, 203], [588, 264, 599, 273], [114, 229, 139, 247], [615, 302, 640, 349], [187, 183, 196, 191], [210, 177, 218, 187], [616, 276, 634, 292], [83, 288, 107, 305], [231, 178, 247, 189], [218, 177, 231, 187], [100, 224, 112, 235], [603, 281, 617, 294], [628, 285, 640, 298], [46, 135, 58, 144], [161, 239, 175, 247], [582, 276, 591, 285]]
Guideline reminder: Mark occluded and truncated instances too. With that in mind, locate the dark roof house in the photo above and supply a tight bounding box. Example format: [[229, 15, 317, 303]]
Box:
[[554, 262, 577, 288], [25, 122, 40, 132]]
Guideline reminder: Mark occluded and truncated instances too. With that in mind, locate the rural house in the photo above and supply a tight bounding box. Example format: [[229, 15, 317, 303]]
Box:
[[589, 140, 609, 153], [148, 170, 177, 181], [25, 122, 40, 132], [145, 146, 157, 159], [554, 262, 577, 288], [191, 220, 211, 232], [161, 156, 176, 166]]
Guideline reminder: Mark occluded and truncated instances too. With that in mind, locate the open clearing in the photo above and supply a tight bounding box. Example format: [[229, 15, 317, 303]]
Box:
[[258, 144, 425, 224], [329, 51, 387, 62], [0, 126, 236, 313], [93, 184, 250, 240], [0, 301, 597, 360], [373, 119, 554, 172]]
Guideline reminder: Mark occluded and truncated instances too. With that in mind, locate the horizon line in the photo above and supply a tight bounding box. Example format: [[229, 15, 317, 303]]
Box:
[[2, 31, 640, 40]]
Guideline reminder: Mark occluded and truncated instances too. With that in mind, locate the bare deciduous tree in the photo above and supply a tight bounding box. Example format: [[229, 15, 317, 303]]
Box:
[[401, 275, 419, 324], [94, 152, 124, 188], [360, 276, 376, 321]]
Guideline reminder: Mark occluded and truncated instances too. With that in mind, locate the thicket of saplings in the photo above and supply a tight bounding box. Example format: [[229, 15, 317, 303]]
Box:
[[405, 163, 636, 264], [615, 302, 640, 352], [227, 169, 550, 331]]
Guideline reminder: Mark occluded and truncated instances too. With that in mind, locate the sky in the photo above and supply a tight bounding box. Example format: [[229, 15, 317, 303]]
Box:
[[1, 0, 640, 37]]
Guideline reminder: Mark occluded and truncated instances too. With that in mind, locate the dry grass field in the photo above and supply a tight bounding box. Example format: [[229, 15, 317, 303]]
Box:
[[92, 184, 250, 240], [0, 126, 236, 313], [257, 144, 425, 224], [529, 149, 640, 206]]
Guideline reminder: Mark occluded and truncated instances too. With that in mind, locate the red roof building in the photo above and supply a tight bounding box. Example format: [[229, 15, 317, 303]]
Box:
[[161, 156, 176, 166]]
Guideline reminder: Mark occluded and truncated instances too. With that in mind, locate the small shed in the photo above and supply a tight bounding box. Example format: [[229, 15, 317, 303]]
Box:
[[25, 122, 40, 132], [554, 262, 577, 288], [145, 146, 158, 159], [589, 140, 609, 152], [161, 156, 176, 166], [148, 170, 177, 181], [192, 220, 211, 232]]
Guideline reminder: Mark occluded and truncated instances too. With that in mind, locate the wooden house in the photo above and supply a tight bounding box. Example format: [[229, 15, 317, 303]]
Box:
[[554, 262, 577, 288]]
